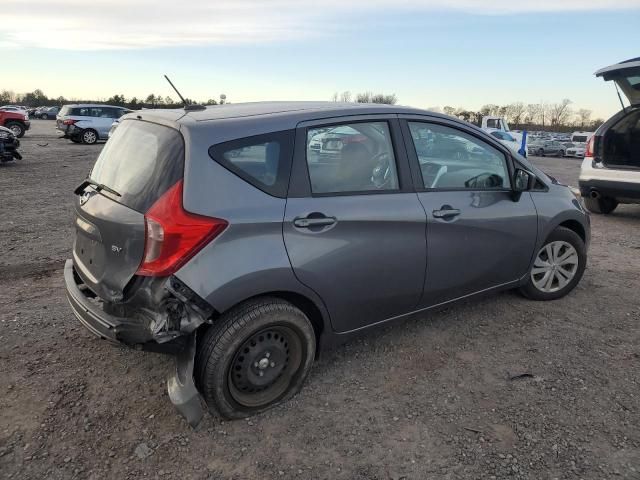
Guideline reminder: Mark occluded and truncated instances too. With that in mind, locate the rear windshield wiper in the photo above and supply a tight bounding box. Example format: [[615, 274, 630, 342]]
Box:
[[74, 177, 122, 197]]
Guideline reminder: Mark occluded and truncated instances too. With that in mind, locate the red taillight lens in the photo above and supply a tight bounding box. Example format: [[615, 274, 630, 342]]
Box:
[[136, 180, 227, 277], [585, 136, 595, 158], [63, 119, 77, 125]]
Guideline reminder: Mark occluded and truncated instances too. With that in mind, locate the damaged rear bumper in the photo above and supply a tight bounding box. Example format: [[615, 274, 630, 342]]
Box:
[[64, 259, 206, 426]]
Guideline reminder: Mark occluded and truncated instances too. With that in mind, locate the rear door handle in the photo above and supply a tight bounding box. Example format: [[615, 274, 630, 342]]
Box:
[[432, 208, 461, 219], [293, 216, 337, 228]]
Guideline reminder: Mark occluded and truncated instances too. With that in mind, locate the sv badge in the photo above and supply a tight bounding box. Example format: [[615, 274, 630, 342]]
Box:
[[111, 245, 123, 254]]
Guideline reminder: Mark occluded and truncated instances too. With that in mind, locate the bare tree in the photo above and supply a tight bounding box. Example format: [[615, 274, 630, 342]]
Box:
[[479, 104, 501, 117], [356, 92, 372, 103], [525, 103, 541, 124], [370, 93, 397, 105], [505, 102, 526, 127], [443, 106, 456, 116], [331, 92, 339, 102], [549, 99, 572, 127], [577, 108, 592, 129], [340, 91, 352, 103]]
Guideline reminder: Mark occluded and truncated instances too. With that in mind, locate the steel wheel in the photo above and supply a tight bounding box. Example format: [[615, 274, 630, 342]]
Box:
[[531, 241, 579, 293], [82, 130, 97, 144], [227, 326, 303, 408]]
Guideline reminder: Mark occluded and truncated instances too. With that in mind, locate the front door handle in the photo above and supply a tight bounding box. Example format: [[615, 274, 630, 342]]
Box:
[[293, 216, 337, 228], [432, 207, 461, 219]]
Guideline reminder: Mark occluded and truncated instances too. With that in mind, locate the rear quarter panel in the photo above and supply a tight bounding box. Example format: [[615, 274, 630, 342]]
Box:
[[174, 123, 331, 328]]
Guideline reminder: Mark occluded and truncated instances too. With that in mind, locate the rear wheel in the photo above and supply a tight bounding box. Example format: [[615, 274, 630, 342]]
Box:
[[519, 227, 586, 301], [81, 129, 98, 144], [583, 196, 618, 214], [6, 122, 25, 138], [558, 150, 565, 157], [537, 148, 544, 157], [196, 297, 316, 419]]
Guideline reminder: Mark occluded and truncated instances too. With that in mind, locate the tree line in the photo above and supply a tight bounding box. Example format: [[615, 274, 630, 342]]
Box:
[[432, 99, 602, 132], [0, 89, 227, 109], [2, 88, 603, 132], [330, 92, 602, 132]]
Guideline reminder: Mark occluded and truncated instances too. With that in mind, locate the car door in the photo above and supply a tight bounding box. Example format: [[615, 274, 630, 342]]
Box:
[[400, 116, 538, 307], [283, 116, 427, 333], [89, 107, 112, 139]]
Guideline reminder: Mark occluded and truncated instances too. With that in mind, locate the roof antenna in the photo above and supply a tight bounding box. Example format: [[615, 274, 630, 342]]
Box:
[[614, 82, 627, 114], [164, 74, 205, 111]]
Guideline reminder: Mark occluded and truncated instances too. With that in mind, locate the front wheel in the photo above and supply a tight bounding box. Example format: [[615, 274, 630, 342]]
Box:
[[519, 227, 586, 301], [6, 122, 25, 138], [195, 298, 316, 419], [583, 196, 618, 214], [537, 148, 544, 157]]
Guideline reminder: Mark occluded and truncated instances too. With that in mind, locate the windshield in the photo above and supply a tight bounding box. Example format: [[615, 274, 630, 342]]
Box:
[[90, 120, 184, 212]]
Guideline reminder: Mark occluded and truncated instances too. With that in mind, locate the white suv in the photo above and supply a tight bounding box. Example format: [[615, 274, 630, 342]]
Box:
[[56, 104, 131, 144], [579, 58, 640, 214]]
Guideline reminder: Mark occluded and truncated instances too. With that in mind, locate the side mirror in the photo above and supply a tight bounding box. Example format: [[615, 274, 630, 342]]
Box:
[[513, 168, 534, 192]]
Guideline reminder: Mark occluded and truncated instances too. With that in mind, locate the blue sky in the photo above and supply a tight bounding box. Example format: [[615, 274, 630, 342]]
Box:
[[2, 0, 640, 118]]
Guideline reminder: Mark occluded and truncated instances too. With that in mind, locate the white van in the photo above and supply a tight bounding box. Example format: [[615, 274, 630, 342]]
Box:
[[570, 131, 594, 144]]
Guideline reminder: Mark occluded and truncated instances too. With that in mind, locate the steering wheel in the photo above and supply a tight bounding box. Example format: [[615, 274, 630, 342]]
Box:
[[370, 151, 394, 189]]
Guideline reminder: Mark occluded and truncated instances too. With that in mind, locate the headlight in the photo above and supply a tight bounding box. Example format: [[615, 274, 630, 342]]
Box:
[[0, 131, 10, 140]]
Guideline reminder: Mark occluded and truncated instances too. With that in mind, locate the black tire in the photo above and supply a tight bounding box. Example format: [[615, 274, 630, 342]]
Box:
[[538, 148, 544, 157], [583, 196, 618, 215], [196, 297, 316, 419], [558, 150, 565, 157], [519, 227, 586, 301], [5, 122, 25, 138], [81, 129, 98, 144], [40, 113, 48, 120]]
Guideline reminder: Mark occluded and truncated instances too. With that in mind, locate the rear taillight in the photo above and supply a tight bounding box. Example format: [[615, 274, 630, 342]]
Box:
[[585, 136, 595, 158], [63, 119, 77, 125], [136, 180, 227, 277]]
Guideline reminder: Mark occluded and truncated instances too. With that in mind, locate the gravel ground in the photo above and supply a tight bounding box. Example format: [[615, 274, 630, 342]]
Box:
[[1, 121, 639, 480]]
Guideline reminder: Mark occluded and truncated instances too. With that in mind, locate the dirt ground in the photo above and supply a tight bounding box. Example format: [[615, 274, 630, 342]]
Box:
[[1, 121, 639, 480]]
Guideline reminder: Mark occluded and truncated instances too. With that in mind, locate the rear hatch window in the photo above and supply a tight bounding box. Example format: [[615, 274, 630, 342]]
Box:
[[91, 119, 184, 212], [73, 119, 184, 300]]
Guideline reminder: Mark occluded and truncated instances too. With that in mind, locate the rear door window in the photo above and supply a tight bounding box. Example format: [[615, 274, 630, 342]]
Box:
[[208, 130, 294, 198], [90, 120, 184, 212]]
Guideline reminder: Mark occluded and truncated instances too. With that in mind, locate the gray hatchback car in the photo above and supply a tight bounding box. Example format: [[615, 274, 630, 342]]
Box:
[[64, 102, 590, 425]]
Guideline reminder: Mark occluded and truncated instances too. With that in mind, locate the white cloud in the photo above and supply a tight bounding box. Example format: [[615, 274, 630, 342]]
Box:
[[2, 0, 639, 50]]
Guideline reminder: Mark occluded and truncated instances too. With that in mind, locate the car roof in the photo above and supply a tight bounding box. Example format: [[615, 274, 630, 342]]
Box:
[[158, 100, 448, 119], [133, 101, 452, 129], [62, 103, 126, 108]]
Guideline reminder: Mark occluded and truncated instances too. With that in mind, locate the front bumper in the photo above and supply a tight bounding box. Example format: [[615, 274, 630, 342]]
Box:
[[64, 259, 206, 426]]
